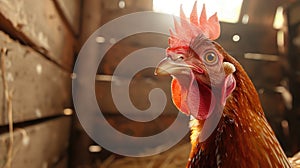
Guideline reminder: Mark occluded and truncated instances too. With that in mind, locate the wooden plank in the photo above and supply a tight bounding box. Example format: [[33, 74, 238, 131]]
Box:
[[69, 116, 94, 168], [217, 22, 278, 55], [95, 77, 178, 115], [101, 0, 152, 25], [98, 34, 168, 76], [287, 1, 300, 26], [54, 0, 82, 35], [53, 155, 68, 168], [101, 8, 146, 25], [239, 58, 284, 89], [101, 0, 152, 11], [99, 43, 138, 76], [79, 0, 103, 48], [105, 114, 180, 137], [0, 31, 71, 126], [0, 117, 71, 168], [0, 0, 76, 71], [259, 90, 286, 119]]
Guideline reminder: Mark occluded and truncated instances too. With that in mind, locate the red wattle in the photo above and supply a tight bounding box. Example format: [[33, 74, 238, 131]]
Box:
[[171, 72, 216, 120]]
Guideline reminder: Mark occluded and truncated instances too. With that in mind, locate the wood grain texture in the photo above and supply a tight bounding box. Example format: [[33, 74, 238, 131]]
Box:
[[105, 114, 179, 137], [0, 117, 71, 168], [217, 22, 277, 55], [0, 31, 71, 126], [53, 155, 69, 168], [54, 0, 82, 35], [101, 0, 152, 24], [98, 34, 168, 76], [69, 116, 94, 168], [95, 77, 178, 115], [101, 0, 152, 11], [0, 0, 76, 71], [101, 0, 153, 24], [239, 58, 284, 89], [79, 0, 103, 48]]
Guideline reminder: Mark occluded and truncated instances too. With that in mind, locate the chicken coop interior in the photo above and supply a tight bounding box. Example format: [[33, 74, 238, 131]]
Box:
[[0, 0, 300, 167]]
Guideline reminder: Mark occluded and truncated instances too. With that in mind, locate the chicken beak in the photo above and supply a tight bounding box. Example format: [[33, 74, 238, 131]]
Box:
[[154, 57, 192, 76]]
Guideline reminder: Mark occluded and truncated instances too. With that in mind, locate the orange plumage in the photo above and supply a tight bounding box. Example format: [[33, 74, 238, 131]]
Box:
[[186, 43, 291, 167], [155, 2, 299, 167]]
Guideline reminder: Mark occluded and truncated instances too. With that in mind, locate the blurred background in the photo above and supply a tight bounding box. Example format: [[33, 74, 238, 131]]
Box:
[[0, 0, 300, 167]]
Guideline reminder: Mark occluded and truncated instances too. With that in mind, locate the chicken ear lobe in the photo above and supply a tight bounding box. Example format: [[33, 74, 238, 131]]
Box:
[[221, 74, 236, 106]]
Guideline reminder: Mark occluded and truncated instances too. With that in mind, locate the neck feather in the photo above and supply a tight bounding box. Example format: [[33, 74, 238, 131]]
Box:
[[187, 43, 291, 167]]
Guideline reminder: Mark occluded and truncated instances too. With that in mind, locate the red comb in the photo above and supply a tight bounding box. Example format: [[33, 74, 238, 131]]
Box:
[[168, 2, 220, 48]]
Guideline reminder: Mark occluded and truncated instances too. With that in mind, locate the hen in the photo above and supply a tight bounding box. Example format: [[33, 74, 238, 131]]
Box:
[[155, 2, 299, 168]]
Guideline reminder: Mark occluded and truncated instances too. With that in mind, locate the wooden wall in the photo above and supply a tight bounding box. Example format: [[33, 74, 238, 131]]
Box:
[[69, 1, 189, 167], [0, 0, 295, 167], [285, 1, 300, 155], [71, 0, 298, 167], [0, 0, 81, 167]]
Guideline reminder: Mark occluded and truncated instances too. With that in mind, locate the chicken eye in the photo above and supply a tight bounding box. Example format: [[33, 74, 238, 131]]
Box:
[[204, 52, 218, 64]]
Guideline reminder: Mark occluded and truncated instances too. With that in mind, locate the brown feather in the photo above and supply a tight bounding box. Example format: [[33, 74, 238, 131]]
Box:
[[186, 42, 292, 168]]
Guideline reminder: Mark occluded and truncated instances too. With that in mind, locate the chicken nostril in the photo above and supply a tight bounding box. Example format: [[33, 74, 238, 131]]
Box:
[[175, 57, 182, 62], [174, 55, 184, 62], [167, 54, 185, 62]]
